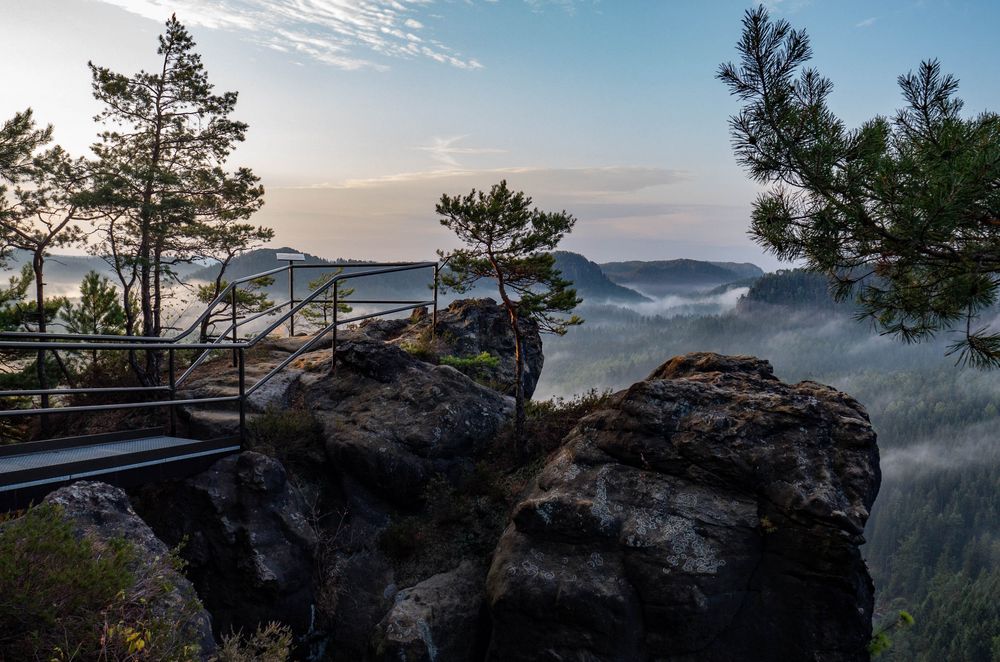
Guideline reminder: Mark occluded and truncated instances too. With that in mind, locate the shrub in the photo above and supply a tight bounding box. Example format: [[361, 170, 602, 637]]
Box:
[[215, 622, 292, 662], [0, 503, 203, 661], [247, 406, 326, 478], [522, 388, 614, 456], [439, 352, 500, 380]]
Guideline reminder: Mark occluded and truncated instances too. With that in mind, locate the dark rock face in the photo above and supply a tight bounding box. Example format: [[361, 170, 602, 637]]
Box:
[[45, 482, 217, 657], [486, 353, 880, 662], [324, 547, 398, 661], [370, 298, 544, 399], [304, 338, 513, 503], [370, 560, 488, 662], [133, 452, 318, 638]]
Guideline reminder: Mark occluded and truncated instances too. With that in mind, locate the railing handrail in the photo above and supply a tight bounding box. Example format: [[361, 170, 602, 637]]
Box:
[[171, 261, 436, 387], [0, 261, 436, 344], [0, 258, 441, 451]]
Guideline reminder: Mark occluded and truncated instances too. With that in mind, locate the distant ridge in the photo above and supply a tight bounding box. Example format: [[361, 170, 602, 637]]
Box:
[[189, 247, 435, 301], [552, 252, 651, 303], [188, 247, 334, 283], [599, 258, 764, 295], [0, 248, 204, 291]]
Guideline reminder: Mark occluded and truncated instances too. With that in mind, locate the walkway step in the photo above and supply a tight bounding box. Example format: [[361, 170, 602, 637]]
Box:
[[0, 432, 240, 510]]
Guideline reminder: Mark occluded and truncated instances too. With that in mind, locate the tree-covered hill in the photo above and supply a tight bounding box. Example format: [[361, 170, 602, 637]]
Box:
[[739, 268, 848, 311], [551, 252, 650, 303], [600, 258, 763, 295]]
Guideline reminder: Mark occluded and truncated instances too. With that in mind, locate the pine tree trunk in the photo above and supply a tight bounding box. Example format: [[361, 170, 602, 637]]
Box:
[[33, 251, 48, 435], [513, 321, 527, 462]]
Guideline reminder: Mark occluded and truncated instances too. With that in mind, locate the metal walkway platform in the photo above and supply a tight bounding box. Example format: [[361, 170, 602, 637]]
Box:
[[0, 259, 441, 511], [0, 429, 240, 509]]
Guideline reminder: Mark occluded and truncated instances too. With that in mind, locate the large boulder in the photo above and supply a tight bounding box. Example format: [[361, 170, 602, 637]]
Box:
[[364, 298, 545, 398], [44, 481, 217, 657], [370, 560, 488, 662], [300, 338, 513, 503], [133, 452, 318, 638], [486, 353, 880, 662]]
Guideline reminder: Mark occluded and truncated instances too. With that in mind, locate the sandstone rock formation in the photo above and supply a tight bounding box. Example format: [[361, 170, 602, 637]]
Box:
[[367, 297, 545, 398], [45, 481, 217, 657], [133, 451, 318, 638], [306, 337, 513, 503], [370, 560, 488, 662], [486, 353, 880, 662]]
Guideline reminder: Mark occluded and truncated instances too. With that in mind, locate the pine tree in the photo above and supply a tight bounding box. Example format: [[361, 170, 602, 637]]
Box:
[[196, 276, 275, 340], [86, 14, 266, 382], [437, 180, 582, 457], [301, 269, 353, 331], [0, 114, 88, 412], [60, 271, 126, 365], [719, 6, 1000, 368], [0, 109, 51, 190]]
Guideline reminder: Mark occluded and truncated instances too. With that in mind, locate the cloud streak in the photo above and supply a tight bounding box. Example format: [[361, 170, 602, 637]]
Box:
[[94, 0, 484, 71], [417, 136, 507, 167]]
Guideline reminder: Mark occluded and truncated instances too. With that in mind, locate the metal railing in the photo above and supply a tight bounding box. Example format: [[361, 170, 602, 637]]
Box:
[[0, 260, 443, 447]]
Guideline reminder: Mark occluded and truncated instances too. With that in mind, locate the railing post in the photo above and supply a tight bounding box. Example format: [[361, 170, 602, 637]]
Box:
[[168, 347, 176, 436], [432, 264, 439, 341], [231, 285, 239, 368], [331, 284, 338, 370], [288, 262, 295, 337], [237, 347, 246, 447]]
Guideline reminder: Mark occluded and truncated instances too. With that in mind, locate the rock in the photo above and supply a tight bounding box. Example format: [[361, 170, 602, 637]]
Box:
[[132, 452, 318, 638], [486, 353, 880, 662], [301, 338, 512, 503], [371, 560, 488, 662], [376, 298, 545, 399], [177, 342, 307, 439], [44, 481, 217, 657], [356, 316, 412, 342], [324, 548, 398, 662]]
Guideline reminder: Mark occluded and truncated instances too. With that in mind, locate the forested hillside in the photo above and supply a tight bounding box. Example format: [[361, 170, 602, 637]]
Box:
[[536, 269, 1000, 661], [551, 252, 650, 303], [600, 258, 763, 295]]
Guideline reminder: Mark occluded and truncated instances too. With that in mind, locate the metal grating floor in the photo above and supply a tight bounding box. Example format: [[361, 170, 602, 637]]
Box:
[[0, 436, 240, 492]]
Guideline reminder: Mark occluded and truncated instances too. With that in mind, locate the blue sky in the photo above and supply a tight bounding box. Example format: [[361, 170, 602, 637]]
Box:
[[2, 0, 998, 266]]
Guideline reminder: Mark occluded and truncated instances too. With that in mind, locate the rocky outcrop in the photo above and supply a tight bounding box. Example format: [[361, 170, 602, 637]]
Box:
[[370, 560, 488, 662], [362, 298, 544, 398], [486, 353, 880, 662], [45, 481, 217, 657], [304, 338, 513, 503], [133, 452, 318, 638]]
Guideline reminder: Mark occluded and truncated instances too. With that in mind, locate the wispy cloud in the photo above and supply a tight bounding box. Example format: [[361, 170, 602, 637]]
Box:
[[525, 0, 591, 15], [256, 165, 712, 262], [292, 165, 687, 195], [759, 0, 812, 13], [855, 16, 877, 28], [93, 0, 484, 71], [416, 135, 506, 168]]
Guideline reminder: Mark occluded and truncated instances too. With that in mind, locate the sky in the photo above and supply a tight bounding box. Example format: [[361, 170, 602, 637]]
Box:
[[2, 0, 999, 267]]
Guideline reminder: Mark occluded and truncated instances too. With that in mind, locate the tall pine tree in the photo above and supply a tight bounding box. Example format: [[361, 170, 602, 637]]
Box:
[[86, 15, 267, 382]]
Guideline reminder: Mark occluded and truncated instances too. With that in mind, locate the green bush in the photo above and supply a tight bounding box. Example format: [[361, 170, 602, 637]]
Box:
[[0, 503, 203, 661], [439, 352, 500, 376]]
